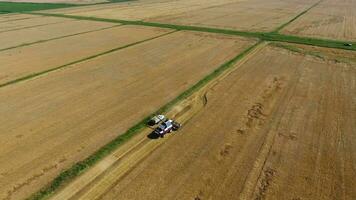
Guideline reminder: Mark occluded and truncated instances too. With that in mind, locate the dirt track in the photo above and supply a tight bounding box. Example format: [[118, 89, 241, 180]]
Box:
[[56, 44, 356, 200], [282, 0, 356, 41], [0, 31, 254, 200]]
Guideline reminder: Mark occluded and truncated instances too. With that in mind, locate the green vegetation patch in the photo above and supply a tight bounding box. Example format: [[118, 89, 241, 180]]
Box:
[[28, 41, 261, 200], [0, 2, 77, 13]]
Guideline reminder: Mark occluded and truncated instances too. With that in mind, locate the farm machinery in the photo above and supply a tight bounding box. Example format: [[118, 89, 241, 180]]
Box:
[[147, 115, 181, 138]]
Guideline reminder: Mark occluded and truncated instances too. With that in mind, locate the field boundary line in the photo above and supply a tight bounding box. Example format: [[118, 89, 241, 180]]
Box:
[[0, 30, 176, 89], [0, 24, 122, 52], [27, 40, 262, 200], [273, 0, 323, 33], [26, 12, 356, 51]]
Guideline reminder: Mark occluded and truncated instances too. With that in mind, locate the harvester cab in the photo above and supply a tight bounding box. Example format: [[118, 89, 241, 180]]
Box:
[[150, 117, 181, 138]]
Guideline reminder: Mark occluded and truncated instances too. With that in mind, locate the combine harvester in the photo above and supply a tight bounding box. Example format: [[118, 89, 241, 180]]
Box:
[[148, 115, 181, 138]]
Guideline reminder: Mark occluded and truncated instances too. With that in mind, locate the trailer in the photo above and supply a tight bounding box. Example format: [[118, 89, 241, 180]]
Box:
[[147, 114, 166, 126]]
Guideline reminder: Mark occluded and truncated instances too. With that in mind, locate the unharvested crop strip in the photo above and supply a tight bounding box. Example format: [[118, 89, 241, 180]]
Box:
[[27, 41, 262, 200], [0, 24, 122, 52], [27, 12, 356, 51], [0, 30, 176, 89], [273, 0, 323, 33]]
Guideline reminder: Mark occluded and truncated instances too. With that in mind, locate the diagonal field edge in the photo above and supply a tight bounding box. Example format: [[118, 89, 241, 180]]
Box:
[[273, 0, 323, 33], [0, 30, 177, 89], [27, 12, 356, 51], [0, 24, 122, 52], [27, 40, 262, 200]]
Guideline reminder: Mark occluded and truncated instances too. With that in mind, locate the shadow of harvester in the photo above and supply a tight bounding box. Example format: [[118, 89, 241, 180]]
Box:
[[147, 131, 160, 140]]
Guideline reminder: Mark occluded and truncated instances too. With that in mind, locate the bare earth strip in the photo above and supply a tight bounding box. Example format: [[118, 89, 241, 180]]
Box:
[[0, 16, 73, 32], [0, 31, 255, 200], [0, 20, 117, 50], [0, 25, 173, 85], [148, 0, 319, 32], [281, 0, 356, 41], [66, 44, 355, 200]]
